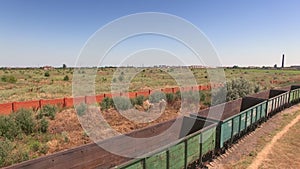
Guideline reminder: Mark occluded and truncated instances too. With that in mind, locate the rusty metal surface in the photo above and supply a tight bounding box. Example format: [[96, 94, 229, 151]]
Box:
[[291, 85, 300, 90], [179, 116, 216, 138], [194, 99, 242, 121], [249, 90, 270, 99], [241, 97, 266, 110], [194, 96, 265, 122], [4, 142, 129, 169], [249, 89, 286, 99], [269, 90, 286, 98]]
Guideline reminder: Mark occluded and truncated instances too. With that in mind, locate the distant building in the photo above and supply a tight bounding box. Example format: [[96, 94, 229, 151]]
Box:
[[42, 66, 54, 70], [158, 65, 168, 68], [248, 66, 260, 69], [189, 65, 207, 69], [290, 66, 300, 69]]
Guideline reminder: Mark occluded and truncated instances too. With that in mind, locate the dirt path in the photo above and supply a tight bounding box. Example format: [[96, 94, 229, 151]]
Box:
[[207, 104, 300, 169], [247, 107, 300, 169]]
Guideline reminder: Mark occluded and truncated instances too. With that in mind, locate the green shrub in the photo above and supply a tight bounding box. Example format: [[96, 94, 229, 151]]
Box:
[[135, 95, 145, 106], [212, 86, 227, 105], [101, 77, 107, 82], [149, 91, 165, 103], [61, 131, 69, 142], [181, 91, 199, 102], [75, 103, 87, 116], [212, 78, 256, 105], [199, 91, 206, 102], [39, 144, 49, 154], [0, 139, 13, 166], [130, 95, 145, 106], [228, 79, 253, 100], [44, 71, 50, 77], [100, 97, 113, 110], [0, 115, 21, 140], [63, 75, 69, 81], [175, 91, 181, 100], [130, 98, 136, 105], [113, 97, 133, 110], [38, 118, 48, 133], [166, 93, 175, 104], [14, 109, 36, 135], [254, 84, 261, 93], [38, 105, 57, 120], [203, 101, 211, 107], [1, 75, 17, 83], [0, 139, 29, 166], [9, 149, 29, 165], [29, 140, 41, 152]]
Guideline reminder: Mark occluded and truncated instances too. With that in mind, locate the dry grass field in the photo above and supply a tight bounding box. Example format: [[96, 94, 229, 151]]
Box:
[[258, 115, 300, 169], [1, 67, 300, 168], [0, 67, 300, 103]]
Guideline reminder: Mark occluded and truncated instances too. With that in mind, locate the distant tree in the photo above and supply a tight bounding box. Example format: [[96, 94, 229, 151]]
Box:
[[62, 64, 67, 69], [232, 65, 239, 69], [274, 64, 277, 68]]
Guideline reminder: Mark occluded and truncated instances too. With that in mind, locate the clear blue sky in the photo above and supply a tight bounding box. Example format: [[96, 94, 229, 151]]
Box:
[[0, 0, 299, 67]]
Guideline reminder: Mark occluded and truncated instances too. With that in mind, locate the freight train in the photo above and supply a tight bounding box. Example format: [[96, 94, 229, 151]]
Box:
[[115, 85, 300, 169], [5, 85, 300, 169]]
